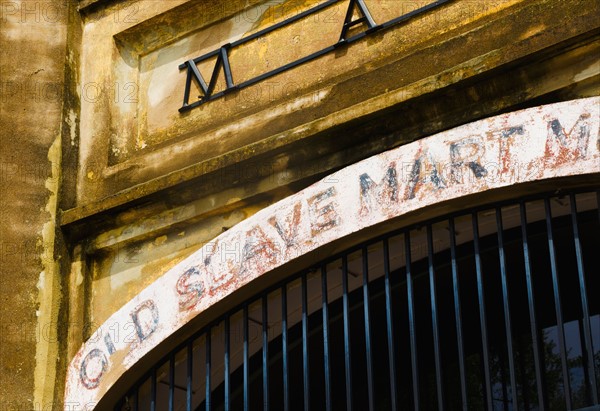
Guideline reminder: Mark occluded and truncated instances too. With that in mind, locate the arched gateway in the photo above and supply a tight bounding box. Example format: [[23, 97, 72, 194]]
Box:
[[65, 98, 600, 410]]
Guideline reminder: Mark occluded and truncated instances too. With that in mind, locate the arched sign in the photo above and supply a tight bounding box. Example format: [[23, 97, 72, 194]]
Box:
[[64, 97, 600, 408]]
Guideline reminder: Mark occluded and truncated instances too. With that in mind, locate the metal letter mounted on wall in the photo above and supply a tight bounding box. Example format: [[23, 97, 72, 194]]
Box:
[[178, 0, 451, 112]]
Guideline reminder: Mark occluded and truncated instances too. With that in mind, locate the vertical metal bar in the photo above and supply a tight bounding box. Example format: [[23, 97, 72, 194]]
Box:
[[544, 197, 573, 409], [570, 193, 599, 404], [517, 334, 531, 410], [243, 306, 249, 411], [362, 246, 375, 411], [383, 240, 397, 411], [597, 191, 600, 223], [133, 385, 139, 411], [498, 353, 509, 411], [263, 295, 270, 411], [282, 285, 289, 411], [405, 231, 419, 410], [302, 274, 310, 411], [187, 341, 193, 411], [169, 353, 175, 411], [206, 330, 212, 411], [426, 225, 444, 410], [496, 208, 519, 410], [151, 367, 157, 411], [472, 212, 493, 410], [520, 202, 546, 410], [342, 255, 353, 411], [182, 65, 192, 107], [579, 319, 595, 404], [449, 218, 467, 410], [220, 45, 235, 89], [321, 266, 332, 411], [224, 317, 231, 411]]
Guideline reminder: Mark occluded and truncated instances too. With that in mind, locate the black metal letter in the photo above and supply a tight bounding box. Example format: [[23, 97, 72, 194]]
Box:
[[338, 0, 380, 44], [180, 44, 236, 110]]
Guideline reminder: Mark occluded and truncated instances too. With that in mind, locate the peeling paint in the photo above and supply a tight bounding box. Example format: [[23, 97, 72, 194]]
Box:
[[64, 98, 600, 408], [33, 134, 62, 410], [66, 109, 78, 147]]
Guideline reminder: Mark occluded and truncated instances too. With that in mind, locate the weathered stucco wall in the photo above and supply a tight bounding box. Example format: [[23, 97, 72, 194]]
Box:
[[0, 0, 69, 409], [59, 0, 600, 341], [2, 0, 598, 409], [66, 0, 600, 209]]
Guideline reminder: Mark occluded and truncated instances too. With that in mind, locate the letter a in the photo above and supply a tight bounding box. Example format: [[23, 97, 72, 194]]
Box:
[[338, 0, 380, 44]]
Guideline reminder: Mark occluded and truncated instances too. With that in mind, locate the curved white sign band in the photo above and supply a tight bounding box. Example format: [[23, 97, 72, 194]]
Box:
[[65, 97, 600, 408]]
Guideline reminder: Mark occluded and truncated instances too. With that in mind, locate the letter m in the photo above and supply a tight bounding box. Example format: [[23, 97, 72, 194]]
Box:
[[179, 44, 236, 111], [545, 114, 592, 164], [359, 164, 398, 216]]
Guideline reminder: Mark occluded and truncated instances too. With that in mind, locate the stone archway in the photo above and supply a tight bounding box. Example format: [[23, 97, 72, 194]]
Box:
[[64, 97, 599, 409]]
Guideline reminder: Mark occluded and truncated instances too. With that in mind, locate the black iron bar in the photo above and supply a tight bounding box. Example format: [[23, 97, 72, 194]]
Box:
[[544, 197, 573, 409], [342, 255, 353, 411], [150, 367, 157, 411], [205, 52, 223, 98], [382, 240, 398, 411], [570, 193, 599, 404], [517, 334, 530, 409], [362, 246, 375, 411], [597, 191, 600, 223], [449, 218, 467, 410], [220, 46, 234, 90], [321, 266, 332, 411], [427, 225, 444, 410], [302, 274, 310, 411], [243, 305, 249, 411], [472, 212, 493, 410], [224, 317, 231, 411], [169, 353, 175, 411], [345, 16, 367, 29], [186, 341, 193, 411], [498, 353, 509, 411], [495, 208, 519, 410], [262, 295, 270, 411], [181, 68, 192, 108], [519, 202, 546, 410], [206, 330, 211, 411], [282, 285, 290, 411], [133, 385, 139, 411], [405, 231, 419, 410]]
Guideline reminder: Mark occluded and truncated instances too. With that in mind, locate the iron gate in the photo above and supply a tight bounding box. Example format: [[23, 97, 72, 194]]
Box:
[[115, 189, 600, 411]]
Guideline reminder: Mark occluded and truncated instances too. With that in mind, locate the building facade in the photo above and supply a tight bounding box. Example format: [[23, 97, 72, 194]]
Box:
[[1, 0, 599, 410]]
